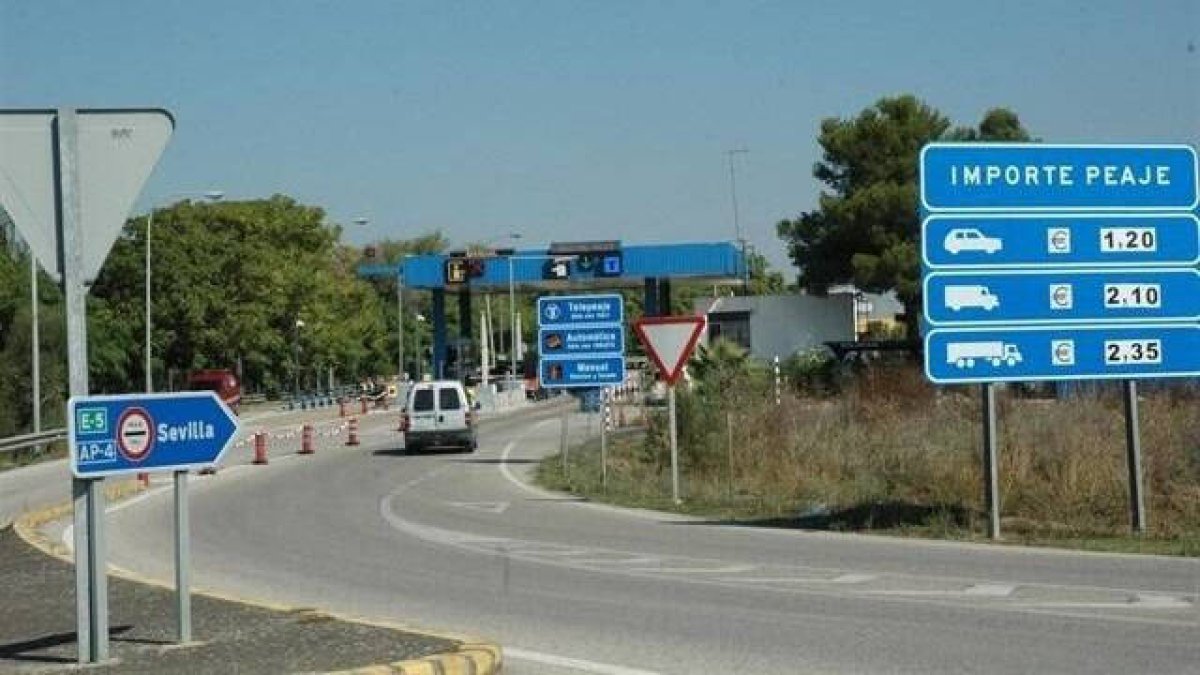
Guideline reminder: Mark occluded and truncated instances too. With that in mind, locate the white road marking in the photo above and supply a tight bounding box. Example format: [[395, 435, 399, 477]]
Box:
[[506, 647, 662, 675], [447, 501, 510, 514], [723, 573, 878, 585], [964, 584, 1018, 597], [626, 564, 755, 575], [1020, 594, 1193, 610]]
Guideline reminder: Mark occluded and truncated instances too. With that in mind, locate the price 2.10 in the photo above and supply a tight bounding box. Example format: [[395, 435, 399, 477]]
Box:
[[1103, 283, 1161, 309]]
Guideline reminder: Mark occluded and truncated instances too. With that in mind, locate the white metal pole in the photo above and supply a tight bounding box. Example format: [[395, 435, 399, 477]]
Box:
[[397, 271, 404, 380], [669, 385, 680, 504], [30, 255, 40, 441], [174, 470, 191, 643], [509, 256, 517, 386], [144, 207, 154, 393]]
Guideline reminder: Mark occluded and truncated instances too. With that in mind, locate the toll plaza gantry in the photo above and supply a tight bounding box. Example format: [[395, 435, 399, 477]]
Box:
[[358, 240, 745, 379]]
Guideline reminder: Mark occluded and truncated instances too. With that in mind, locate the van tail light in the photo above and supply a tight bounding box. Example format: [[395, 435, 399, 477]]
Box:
[[399, 412, 410, 432], [466, 410, 475, 427]]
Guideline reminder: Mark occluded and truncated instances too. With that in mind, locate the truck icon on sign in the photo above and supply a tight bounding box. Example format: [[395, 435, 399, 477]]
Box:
[[947, 342, 1023, 368], [944, 228, 1003, 255]]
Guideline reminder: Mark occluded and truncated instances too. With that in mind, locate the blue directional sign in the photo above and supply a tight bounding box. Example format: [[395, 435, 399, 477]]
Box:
[[926, 325, 1200, 384], [923, 214, 1200, 269], [921, 144, 1199, 211], [538, 293, 626, 389], [539, 356, 626, 387], [69, 392, 240, 478], [539, 326, 624, 356], [538, 294, 623, 326], [925, 269, 1200, 325]]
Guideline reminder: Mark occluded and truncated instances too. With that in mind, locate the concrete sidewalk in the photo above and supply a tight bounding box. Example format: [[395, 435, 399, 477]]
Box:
[[0, 525, 494, 673]]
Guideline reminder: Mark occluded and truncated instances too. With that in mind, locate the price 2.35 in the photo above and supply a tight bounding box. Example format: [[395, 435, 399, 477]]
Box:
[[1104, 339, 1162, 366]]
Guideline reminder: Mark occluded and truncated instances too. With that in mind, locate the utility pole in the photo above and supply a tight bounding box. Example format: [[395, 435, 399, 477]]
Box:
[[726, 147, 749, 292]]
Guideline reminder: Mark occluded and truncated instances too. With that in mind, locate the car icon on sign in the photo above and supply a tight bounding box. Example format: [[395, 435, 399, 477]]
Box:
[[944, 228, 1003, 255]]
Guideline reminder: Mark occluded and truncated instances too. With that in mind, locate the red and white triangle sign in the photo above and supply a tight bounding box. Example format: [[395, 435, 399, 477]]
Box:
[[633, 315, 707, 386]]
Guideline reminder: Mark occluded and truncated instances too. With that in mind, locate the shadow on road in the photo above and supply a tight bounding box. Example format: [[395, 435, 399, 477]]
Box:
[[0, 625, 131, 664], [672, 500, 972, 532]]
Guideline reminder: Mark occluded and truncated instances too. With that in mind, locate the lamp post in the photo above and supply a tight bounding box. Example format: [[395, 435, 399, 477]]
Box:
[[414, 314, 426, 380], [145, 190, 224, 392], [293, 319, 305, 398]]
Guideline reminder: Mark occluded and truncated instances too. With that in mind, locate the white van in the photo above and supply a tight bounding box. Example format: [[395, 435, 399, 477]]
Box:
[[400, 380, 477, 453]]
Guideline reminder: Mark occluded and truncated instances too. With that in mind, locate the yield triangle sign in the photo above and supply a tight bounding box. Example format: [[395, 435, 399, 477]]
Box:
[[0, 108, 174, 282], [633, 315, 707, 386]]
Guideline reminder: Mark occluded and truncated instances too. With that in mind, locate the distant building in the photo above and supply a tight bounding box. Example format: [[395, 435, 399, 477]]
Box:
[[693, 293, 856, 361]]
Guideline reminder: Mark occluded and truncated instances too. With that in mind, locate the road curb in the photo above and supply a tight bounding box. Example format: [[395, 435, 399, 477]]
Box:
[[12, 495, 502, 675]]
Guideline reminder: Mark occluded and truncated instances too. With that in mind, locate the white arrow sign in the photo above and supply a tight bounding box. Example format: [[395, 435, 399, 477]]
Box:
[[633, 315, 707, 386]]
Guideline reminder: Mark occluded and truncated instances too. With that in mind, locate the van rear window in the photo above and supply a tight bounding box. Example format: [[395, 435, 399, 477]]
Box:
[[438, 388, 462, 411], [412, 389, 435, 412]]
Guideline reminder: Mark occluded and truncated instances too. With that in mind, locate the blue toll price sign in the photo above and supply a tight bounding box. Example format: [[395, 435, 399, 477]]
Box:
[[921, 144, 1199, 212], [925, 325, 1200, 384], [539, 356, 626, 388], [924, 269, 1200, 326], [923, 214, 1200, 269]]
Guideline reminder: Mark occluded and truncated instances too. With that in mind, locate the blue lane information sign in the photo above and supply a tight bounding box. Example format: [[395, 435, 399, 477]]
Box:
[[539, 356, 626, 387], [538, 293, 626, 389], [920, 142, 1200, 385], [69, 391, 240, 478], [921, 144, 1199, 212], [539, 326, 624, 355]]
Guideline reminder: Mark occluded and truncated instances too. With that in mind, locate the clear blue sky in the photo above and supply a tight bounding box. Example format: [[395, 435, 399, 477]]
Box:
[[2, 0, 1197, 274]]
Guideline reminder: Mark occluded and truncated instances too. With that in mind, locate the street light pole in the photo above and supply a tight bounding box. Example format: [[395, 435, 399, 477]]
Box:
[[145, 190, 223, 392]]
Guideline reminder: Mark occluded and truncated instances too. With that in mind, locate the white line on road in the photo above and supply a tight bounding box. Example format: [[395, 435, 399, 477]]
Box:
[[506, 647, 663, 675]]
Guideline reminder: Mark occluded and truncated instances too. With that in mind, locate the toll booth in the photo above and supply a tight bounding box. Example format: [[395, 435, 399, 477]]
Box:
[[360, 240, 745, 380]]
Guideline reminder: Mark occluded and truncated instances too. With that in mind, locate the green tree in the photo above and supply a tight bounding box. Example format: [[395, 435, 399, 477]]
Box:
[[776, 96, 1031, 335]]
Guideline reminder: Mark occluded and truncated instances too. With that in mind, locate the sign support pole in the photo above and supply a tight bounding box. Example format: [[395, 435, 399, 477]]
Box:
[[174, 470, 192, 642], [981, 384, 1000, 540], [600, 393, 608, 493], [57, 107, 109, 663], [560, 408, 570, 476], [669, 385, 680, 505], [1122, 380, 1147, 535]]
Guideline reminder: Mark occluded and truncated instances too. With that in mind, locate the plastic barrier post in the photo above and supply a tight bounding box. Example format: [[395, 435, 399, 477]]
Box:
[[346, 417, 360, 446], [253, 432, 268, 465], [300, 424, 315, 454]]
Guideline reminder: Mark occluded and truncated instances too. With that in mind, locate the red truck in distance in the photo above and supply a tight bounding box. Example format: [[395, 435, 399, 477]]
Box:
[[186, 369, 242, 414]]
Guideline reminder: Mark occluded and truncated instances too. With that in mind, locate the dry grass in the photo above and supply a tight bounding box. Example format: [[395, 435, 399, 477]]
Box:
[[539, 367, 1200, 553]]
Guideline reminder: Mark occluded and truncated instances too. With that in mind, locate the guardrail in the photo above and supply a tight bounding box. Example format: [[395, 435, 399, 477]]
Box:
[[0, 428, 68, 455]]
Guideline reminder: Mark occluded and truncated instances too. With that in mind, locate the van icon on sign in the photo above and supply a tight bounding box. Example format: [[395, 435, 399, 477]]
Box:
[[945, 285, 1000, 311]]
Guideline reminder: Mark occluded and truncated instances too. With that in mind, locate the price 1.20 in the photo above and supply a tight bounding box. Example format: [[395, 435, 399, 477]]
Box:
[[1100, 227, 1157, 252], [1104, 339, 1162, 366]]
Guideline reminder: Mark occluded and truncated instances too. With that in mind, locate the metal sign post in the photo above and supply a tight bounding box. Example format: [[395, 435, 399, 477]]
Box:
[[1122, 381, 1147, 534], [981, 384, 1000, 539], [668, 385, 680, 505], [174, 470, 191, 642]]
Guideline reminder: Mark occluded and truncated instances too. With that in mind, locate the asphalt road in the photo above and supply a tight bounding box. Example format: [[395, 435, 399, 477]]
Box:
[[70, 404, 1200, 674]]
